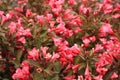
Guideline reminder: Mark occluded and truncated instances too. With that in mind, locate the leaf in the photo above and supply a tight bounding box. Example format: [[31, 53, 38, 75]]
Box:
[[16, 49, 23, 63], [0, 32, 5, 38], [103, 70, 114, 80], [89, 50, 93, 57], [67, 35, 75, 46], [40, 30, 48, 37], [67, 69, 73, 75], [32, 72, 44, 80], [8, 47, 14, 54], [25, 59, 40, 67], [79, 54, 85, 61], [44, 69, 53, 76], [33, 26, 37, 38], [78, 63, 86, 71], [9, 60, 20, 68], [53, 61, 61, 72], [51, 76, 60, 80], [74, 56, 80, 64]]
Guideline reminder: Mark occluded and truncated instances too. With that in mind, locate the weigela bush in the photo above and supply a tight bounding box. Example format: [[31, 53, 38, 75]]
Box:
[[0, 0, 120, 80]]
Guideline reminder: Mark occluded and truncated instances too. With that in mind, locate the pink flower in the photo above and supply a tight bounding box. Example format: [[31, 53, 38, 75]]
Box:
[[72, 64, 80, 72], [16, 27, 32, 37], [48, 0, 64, 16], [84, 65, 92, 80], [66, 54, 73, 62], [55, 22, 66, 34], [37, 15, 45, 25], [79, 4, 91, 14], [112, 14, 120, 18], [44, 53, 52, 60], [14, 7, 23, 12], [68, 17, 83, 26], [8, 22, 17, 34], [21, 61, 29, 67], [12, 62, 30, 80], [59, 57, 68, 66], [41, 46, 49, 57], [51, 52, 60, 62], [45, 13, 53, 22], [63, 9, 76, 20], [12, 68, 24, 80], [26, 9, 32, 17], [21, 61, 30, 75], [52, 37, 63, 46], [115, 4, 120, 11], [73, 27, 82, 34], [95, 54, 109, 75], [82, 37, 90, 47], [68, 0, 77, 5], [94, 44, 103, 53], [17, 37, 26, 44], [50, 21, 55, 27], [94, 75, 103, 80], [57, 42, 69, 51], [99, 23, 113, 36], [52, 6, 62, 16], [103, 4, 113, 14], [63, 75, 75, 80], [89, 36, 96, 42], [63, 29, 73, 38], [78, 75, 84, 80], [18, 0, 28, 5], [110, 72, 118, 80], [28, 48, 39, 61], [0, 12, 12, 25], [0, 11, 4, 16], [64, 64, 72, 71], [103, 0, 112, 3], [71, 44, 81, 55], [6, 14, 12, 20], [23, 28, 32, 37], [1, 15, 7, 25], [56, 17, 63, 23]]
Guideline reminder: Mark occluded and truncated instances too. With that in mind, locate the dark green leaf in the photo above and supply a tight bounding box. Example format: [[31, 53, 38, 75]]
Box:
[[74, 56, 80, 64], [44, 69, 53, 76], [32, 72, 44, 80], [53, 61, 61, 72], [16, 49, 23, 63], [51, 76, 60, 80], [78, 63, 86, 71], [103, 70, 114, 80], [25, 59, 40, 67]]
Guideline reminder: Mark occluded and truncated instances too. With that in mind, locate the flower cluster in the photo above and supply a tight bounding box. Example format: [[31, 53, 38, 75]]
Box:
[[0, 0, 120, 80]]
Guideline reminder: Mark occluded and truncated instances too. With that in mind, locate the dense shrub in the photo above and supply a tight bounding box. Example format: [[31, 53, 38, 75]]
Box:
[[0, 0, 120, 80]]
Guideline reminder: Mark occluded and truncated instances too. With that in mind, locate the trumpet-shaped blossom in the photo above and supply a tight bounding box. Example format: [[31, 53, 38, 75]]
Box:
[[8, 22, 17, 34], [41, 46, 49, 57], [99, 23, 113, 36], [110, 72, 118, 80], [68, 0, 77, 5], [84, 65, 92, 80], [82, 37, 91, 47], [37, 15, 45, 25], [17, 37, 26, 44], [48, 0, 64, 16], [50, 52, 60, 62], [16, 27, 32, 37], [79, 4, 91, 14], [28, 48, 39, 61], [17, 0, 28, 5], [12, 61, 30, 80], [78, 75, 84, 80]]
